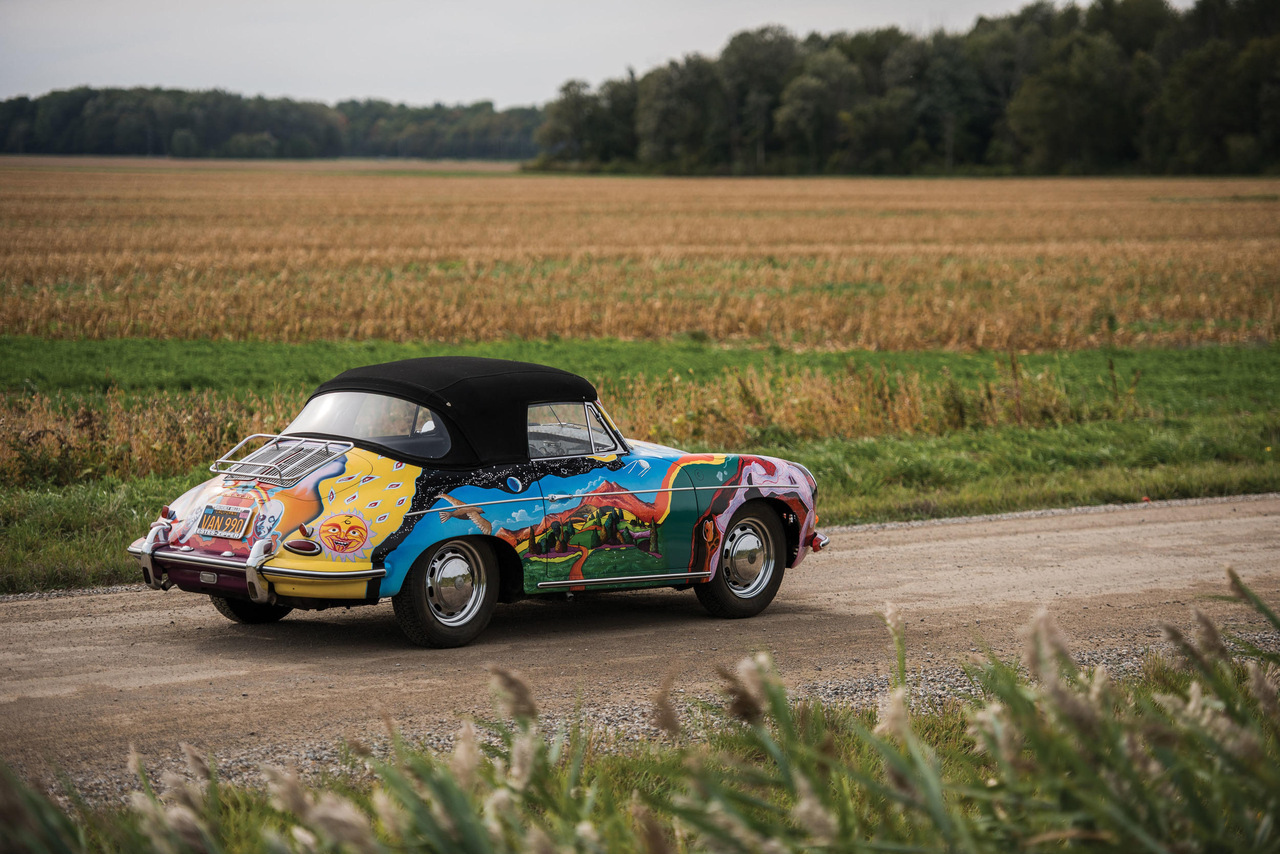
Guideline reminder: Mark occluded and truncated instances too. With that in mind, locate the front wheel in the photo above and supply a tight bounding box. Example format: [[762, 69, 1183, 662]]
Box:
[[211, 595, 293, 624], [694, 502, 786, 619], [393, 539, 498, 648]]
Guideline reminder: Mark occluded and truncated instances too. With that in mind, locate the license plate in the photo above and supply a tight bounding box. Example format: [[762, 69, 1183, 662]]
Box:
[[195, 504, 254, 540]]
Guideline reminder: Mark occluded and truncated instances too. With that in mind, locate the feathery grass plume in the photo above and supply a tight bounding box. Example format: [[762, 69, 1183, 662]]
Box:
[[507, 727, 538, 793], [487, 665, 539, 721], [1023, 612, 1105, 737], [882, 602, 908, 687], [874, 687, 911, 741], [128, 789, 212, 854], [449, 719, 481, 790], [1023, 607, 1072, 683], [159, 770, 204, 815], [162, 804, 209, 854], [575, 820, 601, 846], [1248, 661, 1279, 718], [1161, 622, 1213, 675], [882, 601, 903, 637], [307, 792, 377, 854], [261, 764, 310, 817], [1227, 566, 1250, 602], [290, 825, 319, 851], [717, 654, 774, 724], [702, 801, 781, 853], [651, 669, 682, 738], [370, 786, 409, 841], [262, 761, 377, 854], [1194, 608, 1229, 663], [482, 786, 514, 843], [967, 701, 1023, 766], [790, 773, 837, 845], [345, 735, 373, 760], [630, 791, 673, 854], [180, 743, 210, 783], [526, 825, 557, 854], [1088, 664, 1110, 707], [126, 744, 164, 812], [1154, 681, 1261, 760]]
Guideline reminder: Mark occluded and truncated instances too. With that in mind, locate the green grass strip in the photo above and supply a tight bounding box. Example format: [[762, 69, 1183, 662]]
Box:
[[4, 336, 1277, 415]]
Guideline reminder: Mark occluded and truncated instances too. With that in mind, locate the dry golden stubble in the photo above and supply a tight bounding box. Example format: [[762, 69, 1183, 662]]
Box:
[[1, 162, 1276, 349], [0, 360, 1134, 484]]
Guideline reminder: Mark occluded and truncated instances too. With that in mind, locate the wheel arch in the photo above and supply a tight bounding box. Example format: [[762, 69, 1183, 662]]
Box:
[[393, 533, 524, 604], [756, 496, 802, 567]]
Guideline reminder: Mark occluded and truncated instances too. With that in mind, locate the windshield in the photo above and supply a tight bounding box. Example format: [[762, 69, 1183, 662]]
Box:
[[284, 392, 452, 459]]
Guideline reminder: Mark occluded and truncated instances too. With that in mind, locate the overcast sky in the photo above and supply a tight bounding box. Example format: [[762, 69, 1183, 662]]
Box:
[[0, 0, 1179, 109]]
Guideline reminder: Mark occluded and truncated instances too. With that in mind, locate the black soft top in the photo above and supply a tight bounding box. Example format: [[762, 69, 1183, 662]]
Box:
[[310, 357, 597, 466]]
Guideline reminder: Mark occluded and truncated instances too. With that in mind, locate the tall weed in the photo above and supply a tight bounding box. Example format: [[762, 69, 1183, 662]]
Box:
[[0, 359, 1142, 487], [3, 572, 1277, 851]]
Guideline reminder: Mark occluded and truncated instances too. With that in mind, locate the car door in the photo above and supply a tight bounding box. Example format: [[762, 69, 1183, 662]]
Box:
[[527, 402, 701, 591]]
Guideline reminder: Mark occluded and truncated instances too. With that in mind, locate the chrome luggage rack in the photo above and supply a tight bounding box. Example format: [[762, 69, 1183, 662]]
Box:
[[211, 434, 353, 487]]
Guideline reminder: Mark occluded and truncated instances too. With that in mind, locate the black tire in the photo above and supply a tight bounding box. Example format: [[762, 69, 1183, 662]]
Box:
[[210, 595, 293, 624], [694, 502, 786, 619], [393, 539, 498, 648]]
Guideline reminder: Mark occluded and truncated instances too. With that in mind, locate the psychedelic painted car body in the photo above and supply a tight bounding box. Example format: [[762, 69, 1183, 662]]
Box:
[[128, 357, 828, 647]]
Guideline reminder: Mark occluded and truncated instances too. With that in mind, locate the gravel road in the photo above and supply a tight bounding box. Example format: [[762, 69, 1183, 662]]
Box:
[[2, 494, 1277, 803]]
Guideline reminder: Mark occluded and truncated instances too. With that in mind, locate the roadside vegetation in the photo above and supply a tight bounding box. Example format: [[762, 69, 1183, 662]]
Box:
[[5, 571, 1278, 852], [1, 339, 1275, 594]]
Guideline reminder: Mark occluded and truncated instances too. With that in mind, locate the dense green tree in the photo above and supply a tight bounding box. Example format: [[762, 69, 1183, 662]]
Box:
[[1007, 31, 1139, 171], [720, 26, 801, 170], [534, 80, 594, 161], [774, 48, 862, 169], [636, 55, 729, 170], [0, 88, 540, 159]]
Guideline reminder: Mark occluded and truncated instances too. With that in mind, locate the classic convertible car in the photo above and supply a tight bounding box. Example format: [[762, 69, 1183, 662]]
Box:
[[128, 358, 828, 647]]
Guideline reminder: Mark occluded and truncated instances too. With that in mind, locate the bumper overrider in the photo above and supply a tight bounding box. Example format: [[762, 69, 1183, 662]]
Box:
[[128, 529, 385, 605]]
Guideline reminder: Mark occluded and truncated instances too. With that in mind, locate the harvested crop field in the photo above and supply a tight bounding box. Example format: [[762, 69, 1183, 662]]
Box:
[[1, 157, 1276, 350]]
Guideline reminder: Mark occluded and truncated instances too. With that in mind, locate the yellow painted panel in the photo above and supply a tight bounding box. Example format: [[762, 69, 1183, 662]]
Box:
[[268, 578, 370, 599]]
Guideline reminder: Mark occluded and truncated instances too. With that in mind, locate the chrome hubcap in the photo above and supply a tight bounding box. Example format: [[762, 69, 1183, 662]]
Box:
[[722, 519, 774, 599], [425, 543, 485, 626]]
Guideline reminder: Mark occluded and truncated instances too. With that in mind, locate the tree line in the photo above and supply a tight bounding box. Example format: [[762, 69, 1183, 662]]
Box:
[[534, 0, 1280, 174], [0, 88, 542, 159], [2, 0, 1275, 172]]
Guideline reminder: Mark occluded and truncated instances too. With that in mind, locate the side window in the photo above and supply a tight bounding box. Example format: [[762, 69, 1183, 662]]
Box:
[[527, 403, 593, 459]]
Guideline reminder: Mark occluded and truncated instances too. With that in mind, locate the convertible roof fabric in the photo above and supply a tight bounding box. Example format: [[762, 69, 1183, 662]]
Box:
[[311, 357, 597, 466]]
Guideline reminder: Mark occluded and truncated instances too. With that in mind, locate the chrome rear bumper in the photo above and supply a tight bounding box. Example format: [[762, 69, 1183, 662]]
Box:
[[129, 540, 385, 603]]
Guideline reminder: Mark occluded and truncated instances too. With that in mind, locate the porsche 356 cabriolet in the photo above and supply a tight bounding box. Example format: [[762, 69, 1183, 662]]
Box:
[[128, 357, 828, 647]]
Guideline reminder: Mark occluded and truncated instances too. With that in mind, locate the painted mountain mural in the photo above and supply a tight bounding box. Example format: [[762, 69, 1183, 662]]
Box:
[[496, 481, 682, 587]]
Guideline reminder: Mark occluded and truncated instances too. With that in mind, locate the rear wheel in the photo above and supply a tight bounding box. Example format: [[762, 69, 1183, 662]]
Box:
[[694, 502, 786, 619], [393, 539, 498, 648], [211, 595, 292, 624]]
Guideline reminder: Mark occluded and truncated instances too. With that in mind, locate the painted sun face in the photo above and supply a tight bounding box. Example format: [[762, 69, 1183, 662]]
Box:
[[320, 515, 368, 554]]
